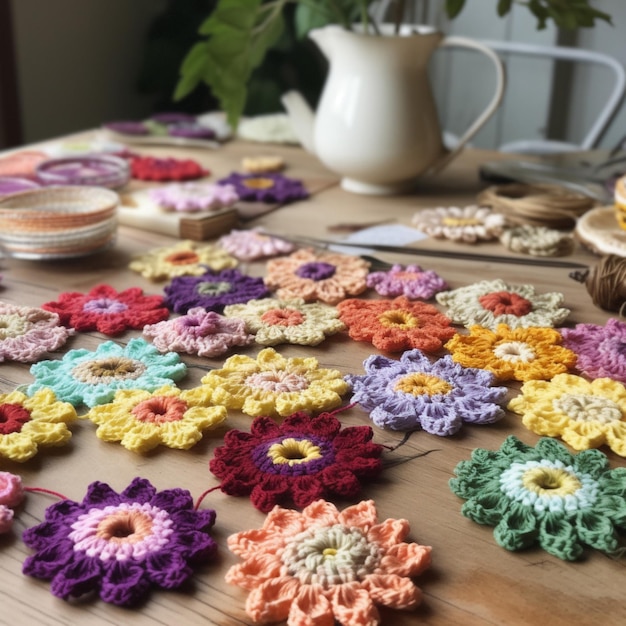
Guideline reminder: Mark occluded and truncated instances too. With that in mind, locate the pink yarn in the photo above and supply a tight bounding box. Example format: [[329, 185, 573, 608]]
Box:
[[0, 505, 14, 534], [0, 471, 24, 507]]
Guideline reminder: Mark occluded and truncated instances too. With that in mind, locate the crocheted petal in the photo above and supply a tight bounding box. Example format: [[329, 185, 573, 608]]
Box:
[[301, 499, 340, 527], [99, 559, 152, 606], [560, 422, 608, 451], [419, 405, 461, 436], [22, 539, 75, 578], [250, 416, 283, 437], [369, 405, 417, 431], [534, 438, 576, 466], [493, 503, 539, 551], [330, 583, 379, 626], [537, 513, 583, 560], [291, 475, 325, 508], [0, 432, 38, 461], [576, 509, 619, 553], [461, 488, 509, 526], [339, 500, 378, 530], [605, 422, 626, 456], [362, 573, 421, 610], [246, 577, 301, 623], [598, 469, 626, 497], [228, 552, 283, 589], [23, 421, 72, 445], [145, 551, 192, 588], [151, 488, 195, 513], [50, 556, 103, 600], [332, 425, 373, 447], [367, 518, 410, 549], [159, 422, 205, 449], [380, 542, 432, 577], [288, 584, 334, 626], [120, 477, 157, 503], [250, 478, 289, 513], [118, 427, 164, 453], [319, 467, 361, 498]]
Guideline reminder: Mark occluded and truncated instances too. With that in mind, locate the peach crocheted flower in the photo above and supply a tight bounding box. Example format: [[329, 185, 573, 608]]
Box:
[[412, 205, 506, 242], [128, 240, 237, 281], [223, 297, 345, 346], [508, 374, 626, 456], [200, 347, 349, 417], [436, 279, 570, 330], [337, 296, 456, 353], [85, 384, 227, 453], [445, 324, 577, 381], [264, 248, 369, 304], [226, 499, 432, 626]]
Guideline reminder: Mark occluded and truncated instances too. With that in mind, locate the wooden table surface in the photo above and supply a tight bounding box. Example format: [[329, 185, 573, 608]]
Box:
[[0, 132, 623, 626]]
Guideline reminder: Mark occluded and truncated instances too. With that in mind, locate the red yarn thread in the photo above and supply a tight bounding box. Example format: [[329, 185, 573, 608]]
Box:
[[24, 486, 68, 500]]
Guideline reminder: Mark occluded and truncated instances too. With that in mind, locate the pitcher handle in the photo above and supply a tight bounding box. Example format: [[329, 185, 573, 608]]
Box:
[[427, 36, 506, 174]]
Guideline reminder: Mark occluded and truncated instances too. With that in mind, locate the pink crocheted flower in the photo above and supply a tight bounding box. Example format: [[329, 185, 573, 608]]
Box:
[[143, 307, 254, 357], [218, 228, 295, 261], [149, 182, 239, 212], [0, 302, 73, 363], [0, 505, 14, 534], [366, 263, 448, 299], [42, 284, 170, 336], [0, 471, 24, 507]]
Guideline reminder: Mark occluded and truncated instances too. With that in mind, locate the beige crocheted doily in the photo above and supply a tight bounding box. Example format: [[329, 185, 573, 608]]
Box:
[[575, 205, 626, 256]]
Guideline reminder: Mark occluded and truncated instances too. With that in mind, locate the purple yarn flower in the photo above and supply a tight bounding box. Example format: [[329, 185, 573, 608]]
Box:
[[367, 264, 448, 299], [150, 112, 196, 124], [22, 477, 217, 607], [104, 121, 149, 136], [561, 318, 626, 382], [164, 268, 270, 314], [168, 123, 216, 140], [217, 172, 308, 203], [346, 349, 507, 435]]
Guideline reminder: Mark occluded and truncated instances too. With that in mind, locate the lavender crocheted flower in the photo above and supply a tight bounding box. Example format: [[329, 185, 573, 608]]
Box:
[[164, 268, 270, 314], [366, 264, 448, 299], [217, 172, 308, 203], [346, 349, 507, 435], [561, 318, 626, 382], [149, 182, 239, 212], [104, 120, 149, 136], [22, 477, 217, 606], [218, 228, 295, 261]]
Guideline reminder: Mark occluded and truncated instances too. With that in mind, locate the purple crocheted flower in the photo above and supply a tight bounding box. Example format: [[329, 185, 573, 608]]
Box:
[[150, 112, 196, 124], [22, 477, 217, 606], [346, 349, 507, 435], [366, 264, 448, 299], [104, 121, 149, 135], [167, 123, 216, 139], [217, 172, 308, 203], [560, 318, 626, 382], [164, 268, 270, 314]]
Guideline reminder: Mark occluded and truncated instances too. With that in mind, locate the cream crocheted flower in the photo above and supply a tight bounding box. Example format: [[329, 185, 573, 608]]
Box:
[[412, 205, 506, 242], [500, 224, 575, 257]]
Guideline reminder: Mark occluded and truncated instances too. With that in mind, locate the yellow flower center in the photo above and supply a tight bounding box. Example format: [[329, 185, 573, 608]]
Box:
[[522, 466, 582, 497], [553, 393, 623, 424], [267, 438, 322, 466], [441, 217, 482, 227], [323, 548, 337, 558], [378, 310, 418, 329], [243, 177, 275, 189], [0, 314, 28, 339], [394, 373, 452, 396]]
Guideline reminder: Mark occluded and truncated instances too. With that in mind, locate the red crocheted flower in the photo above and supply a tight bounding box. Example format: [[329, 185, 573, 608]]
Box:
[[130, 156, 208, 181], [42, 284, 170, 336], [209, 410, 383, 512]]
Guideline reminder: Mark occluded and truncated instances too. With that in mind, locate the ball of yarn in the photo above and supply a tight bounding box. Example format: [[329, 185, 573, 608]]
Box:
[[571, 254, 626, 312]]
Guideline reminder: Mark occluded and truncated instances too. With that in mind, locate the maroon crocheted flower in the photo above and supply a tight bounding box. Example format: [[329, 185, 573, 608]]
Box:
[[22, 477, 217, 606], [130, 156, 208, 181], [217, 171, 308, 203], [164, 268, 270, 314], [42, 284, 170, 336], [210, 410, 383, 512]]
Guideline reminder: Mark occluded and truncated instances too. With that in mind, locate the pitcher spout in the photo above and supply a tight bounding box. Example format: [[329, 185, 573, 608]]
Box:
[[281, 90, 317, 154]]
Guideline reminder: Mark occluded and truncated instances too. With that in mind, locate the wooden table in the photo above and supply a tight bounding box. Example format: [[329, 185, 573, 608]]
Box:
[[1, 133, 623, 626]]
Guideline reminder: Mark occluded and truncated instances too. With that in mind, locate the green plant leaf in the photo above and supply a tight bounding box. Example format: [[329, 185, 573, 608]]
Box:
[[445, 0, 466, 19], [497, 0, 513, 17]]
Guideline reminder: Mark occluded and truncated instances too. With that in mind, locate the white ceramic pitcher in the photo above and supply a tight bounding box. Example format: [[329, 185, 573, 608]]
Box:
[[282, 24, 505, 195]]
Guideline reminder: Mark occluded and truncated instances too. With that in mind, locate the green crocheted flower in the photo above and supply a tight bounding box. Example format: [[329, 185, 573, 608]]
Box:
[[449, 435, 626, 560]]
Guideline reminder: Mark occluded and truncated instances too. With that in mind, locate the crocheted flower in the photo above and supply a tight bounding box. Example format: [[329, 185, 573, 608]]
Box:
[[500, 224, 575, 257], [143, 307, 253, 357], [0, 506, 14, 534], [0, 471, 23, 534], [218, 228, 295, 261], [41, 284, 170, 336], [28, 338, 187, 408], [436, 279, 570, 330], [449, 435, 626, 560], [130, 155, 207, 181], [223, 297, 345, 346], [411, 205, 506, 242], [129, 240, 238, 281], [22, 477, 217, 606], [560, 318, 626, 383], [210, 411, 383, 512], [226, 499, 432, 625], [149, 182, 238, 212], [445, 324, 577, 382], [0, 389, 77, 462], [200, 347, 349, 418], [217, 171, 308, 203], [338, 296, 456, 353], [265, 248, 369, 305], [85, 385, 227, 453], [508, 373, 626, 456], [366, 263, 448, 299], [164, 268, 270, 314], [346, 349, 507, 434], [0, 303, 73, 363]]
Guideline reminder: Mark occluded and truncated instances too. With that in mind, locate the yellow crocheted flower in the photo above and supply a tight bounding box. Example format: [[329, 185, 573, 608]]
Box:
[[445, 324, 577, 381], [509, 374, 626, 456], [200, 347, 349, 417], [128, 240, 237, 281], [84, 384, 227, 453], [0, 388, 77, 462]]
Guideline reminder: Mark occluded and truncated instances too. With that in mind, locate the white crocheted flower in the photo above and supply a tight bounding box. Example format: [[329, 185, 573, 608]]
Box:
[[412, 205, 506, 242]]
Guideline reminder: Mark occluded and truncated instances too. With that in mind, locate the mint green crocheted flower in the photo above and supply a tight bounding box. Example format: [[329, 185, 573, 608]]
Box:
[[449, 435, 626, 560], [28, 338, 187, 408]]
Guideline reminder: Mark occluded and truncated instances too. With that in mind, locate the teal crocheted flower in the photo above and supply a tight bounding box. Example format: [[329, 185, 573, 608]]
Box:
[[28, 338, 187, 408], [449, 435, 626, 560]]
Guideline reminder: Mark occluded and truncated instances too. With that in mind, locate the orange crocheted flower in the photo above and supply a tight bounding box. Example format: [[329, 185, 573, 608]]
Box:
[[445, 324, 577, 381], [226, 499, 432, 626], [337, 296, 456, 353], [264, 248, 369, 304]]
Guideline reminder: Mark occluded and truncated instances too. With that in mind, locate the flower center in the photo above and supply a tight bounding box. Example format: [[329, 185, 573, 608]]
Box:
[[243, 177, 275, 189], [553, 393, 623, 424], [164, 251, 200, 265], [196, 280, 231, 296], [131, 396, 188, 424], [478, 291, 532, 316], [295, 262, 336, 281], [83, 298, 129, 314], [0, 314, 29, 339], [441, 217, 482, 227], [493, 341, 535, 363], [72, 357, 147, 383], [245, 370, 310, 392], [378, 309, 418, 329], [394, 373, 452, 397], [282, 524, 380, 587], [267, 438, 322, 466], [0, 403, 31, 435], [522, 466, 581, 496], [261, 308, 305, 327]]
